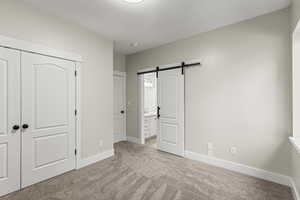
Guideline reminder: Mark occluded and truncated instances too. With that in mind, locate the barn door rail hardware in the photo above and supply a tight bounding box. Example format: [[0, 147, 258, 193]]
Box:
[[137, 61, 201, 76]]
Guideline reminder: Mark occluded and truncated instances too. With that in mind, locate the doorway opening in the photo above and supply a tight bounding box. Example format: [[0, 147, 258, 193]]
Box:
[[143, 73, 158, 148], [138, 62, 194, 156]]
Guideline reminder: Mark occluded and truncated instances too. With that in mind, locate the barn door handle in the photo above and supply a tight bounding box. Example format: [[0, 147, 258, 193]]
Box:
[[157, 106, 161, 119], [22, 124, 29, 129], [12, 125, 20, 130]]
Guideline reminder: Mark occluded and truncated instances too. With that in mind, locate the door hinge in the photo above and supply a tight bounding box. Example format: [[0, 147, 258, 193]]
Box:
[[75, 70, 77, 77], [75, 109, 77, 116], [75, 149, 77, 155]]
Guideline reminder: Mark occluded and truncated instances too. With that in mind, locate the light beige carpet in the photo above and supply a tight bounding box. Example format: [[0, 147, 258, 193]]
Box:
[[0, 141, 293, 200]]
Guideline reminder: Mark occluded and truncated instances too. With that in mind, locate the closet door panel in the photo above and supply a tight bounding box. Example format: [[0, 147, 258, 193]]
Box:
[[21, 52, 76, 188], [0, 48, 21, 196]]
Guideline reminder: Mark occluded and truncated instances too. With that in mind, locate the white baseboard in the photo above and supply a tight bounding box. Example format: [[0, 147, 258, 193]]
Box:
[[74, 148, 299, 199], [78, 149, 114, 169], [114, 135, 127, 143], [127, 136, 141, 144], [185, 151, 292, 187], [291, 179, 300, 200]]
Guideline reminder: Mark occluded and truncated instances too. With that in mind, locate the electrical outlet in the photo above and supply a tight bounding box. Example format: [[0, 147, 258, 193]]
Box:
[[207, 142, 213, 150], [207, 142, 214, 156], [230, 147, 237, 155]]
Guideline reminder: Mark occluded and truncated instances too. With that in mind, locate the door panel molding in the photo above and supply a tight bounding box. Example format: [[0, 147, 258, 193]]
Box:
[[0, 36, 83, 197], [157, 68, 184, 156], [21, 52, 76, 188], [0, 47, 21, 197]]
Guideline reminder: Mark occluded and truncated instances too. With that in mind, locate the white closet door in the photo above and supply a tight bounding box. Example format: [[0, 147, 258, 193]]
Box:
[[21, 52, 76, 188], [0, 48, 21, 196], [113, 73, 126, 143], [157, 69, 184, 156]]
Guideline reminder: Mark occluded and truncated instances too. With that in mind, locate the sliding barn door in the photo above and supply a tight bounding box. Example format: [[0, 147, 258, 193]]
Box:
[[0, 48, 21, 196], [21, 52, 76, 188], [157, 69, 184, 156]]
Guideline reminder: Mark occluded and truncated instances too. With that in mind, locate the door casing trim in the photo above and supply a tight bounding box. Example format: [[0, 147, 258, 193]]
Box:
[[113, 71, 127, 144], [0, 34, 82, 172], [137, 59, 201, 151]]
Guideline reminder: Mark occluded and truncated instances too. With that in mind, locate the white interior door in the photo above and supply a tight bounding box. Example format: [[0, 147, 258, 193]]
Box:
[[113, 73, 126, 143], [0, 48, 21, 196], [157, 69, 184, 156], [21, 52, 76, 188]]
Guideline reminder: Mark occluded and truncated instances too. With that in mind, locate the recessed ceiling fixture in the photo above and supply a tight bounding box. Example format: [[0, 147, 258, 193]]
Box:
[[123, 0, 143, 3]]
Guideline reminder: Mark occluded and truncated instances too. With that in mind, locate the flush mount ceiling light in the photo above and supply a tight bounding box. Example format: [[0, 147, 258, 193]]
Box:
[[123, 0, 143, 3]]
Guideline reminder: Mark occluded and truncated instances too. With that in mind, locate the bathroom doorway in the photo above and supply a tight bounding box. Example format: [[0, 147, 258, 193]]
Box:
[[143, 73, 158, 148]]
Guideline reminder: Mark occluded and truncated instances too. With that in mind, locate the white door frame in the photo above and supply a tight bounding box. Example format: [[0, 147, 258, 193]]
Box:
[[113, 71, 127, 143], [0, 35, 83, 170], [139, 64, 182, 146], [75, 63, 82, 169], [138, 60, 201, 149], [138, 67, 154, 145], [139, 64, 184, 146], [292, 19, 300, 138]]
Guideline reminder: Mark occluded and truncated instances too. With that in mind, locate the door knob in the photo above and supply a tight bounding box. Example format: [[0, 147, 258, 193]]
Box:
[[12, 125, 20, 130], [120, 110, 125, 114], [22, 124, 29, 129]]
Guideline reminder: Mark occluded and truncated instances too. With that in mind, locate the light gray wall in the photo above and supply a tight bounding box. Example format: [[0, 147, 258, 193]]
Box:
[[114, 52, 126, 72], [0, 0, 114, 159], [126, 8, 292, 175], [291, 0, 300, 194]]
